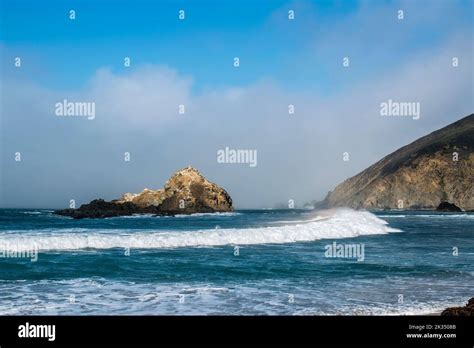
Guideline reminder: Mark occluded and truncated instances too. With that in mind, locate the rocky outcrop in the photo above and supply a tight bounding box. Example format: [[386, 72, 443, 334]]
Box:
[[320, 114, 474, 210], [55, 167, 233, 219], [441, 298, 474, 316], [436, 202, 462, 212], [54, 199, 162, 219]]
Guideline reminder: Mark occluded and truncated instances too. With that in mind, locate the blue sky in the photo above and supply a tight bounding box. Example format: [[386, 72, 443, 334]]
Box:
[[1, 0, 473, 208], [2, 0, 471, 92]]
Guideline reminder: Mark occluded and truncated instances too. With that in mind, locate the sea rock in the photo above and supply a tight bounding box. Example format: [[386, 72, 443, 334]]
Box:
[[55, 199, 161, 219], [54, 167, 233, 219], [436, 201, 462, 212], [319, 114, 474, 210], [441, 298, 474, 316]]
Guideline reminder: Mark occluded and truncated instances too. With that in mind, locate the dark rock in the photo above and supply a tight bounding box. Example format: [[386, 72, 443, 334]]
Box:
[[436, 201, 462, 212], [54, 199, 164, 219], [441, 298, 474, 316]]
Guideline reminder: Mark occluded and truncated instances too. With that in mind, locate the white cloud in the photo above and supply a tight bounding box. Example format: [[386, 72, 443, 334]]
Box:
[[1, 19, 472, 209]]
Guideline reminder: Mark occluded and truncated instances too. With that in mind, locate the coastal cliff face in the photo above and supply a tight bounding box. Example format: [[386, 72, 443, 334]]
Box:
[[55, 167, 233, 219], [321, 114, 474, 210]]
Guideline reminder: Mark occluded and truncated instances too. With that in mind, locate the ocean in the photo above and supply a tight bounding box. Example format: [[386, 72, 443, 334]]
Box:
[[0, 208, 472, 315]]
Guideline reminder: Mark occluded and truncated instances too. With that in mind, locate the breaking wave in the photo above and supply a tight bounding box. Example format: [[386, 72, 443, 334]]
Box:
[[0, 209, 400, 251]]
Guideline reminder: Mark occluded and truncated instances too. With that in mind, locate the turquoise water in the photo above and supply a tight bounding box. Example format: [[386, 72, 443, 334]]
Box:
[[0, 208, 472, 315]]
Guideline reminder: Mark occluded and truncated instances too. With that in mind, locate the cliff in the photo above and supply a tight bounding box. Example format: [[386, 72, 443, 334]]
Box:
[[320, 114, 474, 210]]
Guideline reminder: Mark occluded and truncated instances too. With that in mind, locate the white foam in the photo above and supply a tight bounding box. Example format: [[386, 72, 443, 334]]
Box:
[[105, 212, 242, 219], [0, 209, 400, 251], [418, 214, 474, 218], [379, 214, 474, 219], [106, 214, 157, 219], [174, 212, 242, 218], [0, 278, 466, 315], [275, 215, 331, 224], [293, 301, 465, 316], [378, 215, 407, 218]]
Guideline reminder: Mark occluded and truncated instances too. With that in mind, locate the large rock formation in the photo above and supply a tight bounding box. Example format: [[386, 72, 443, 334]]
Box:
[[55, 167, 233, 219], [320, 114, 474, 210]]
